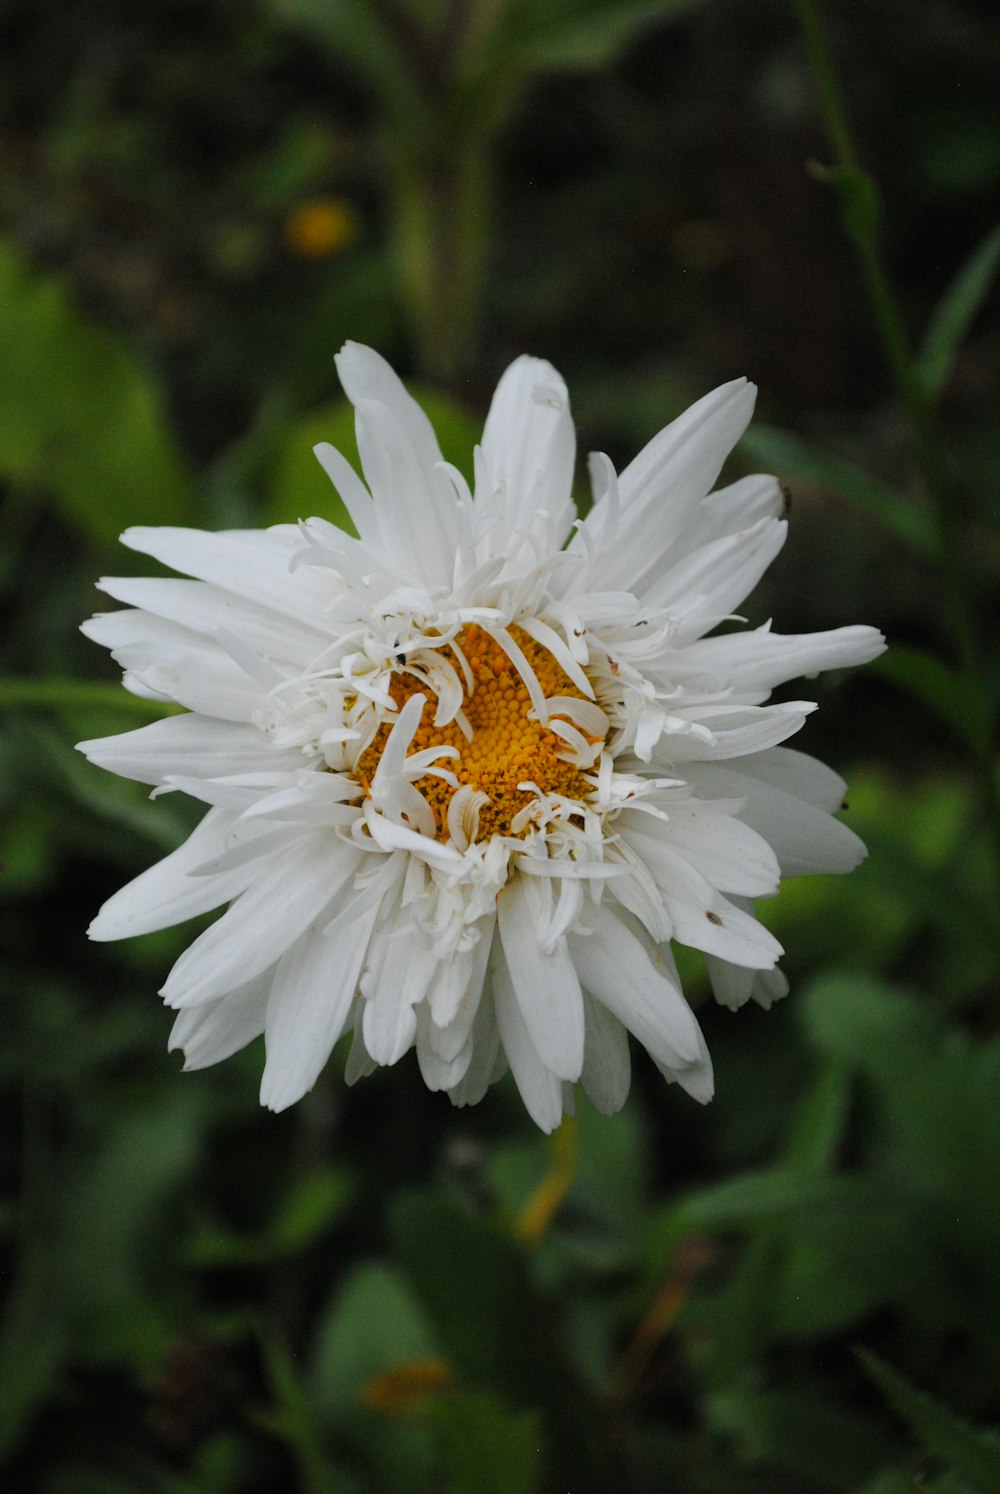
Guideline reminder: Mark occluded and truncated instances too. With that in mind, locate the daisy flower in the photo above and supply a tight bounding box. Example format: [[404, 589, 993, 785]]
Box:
[[79, 345, 884, 1131]]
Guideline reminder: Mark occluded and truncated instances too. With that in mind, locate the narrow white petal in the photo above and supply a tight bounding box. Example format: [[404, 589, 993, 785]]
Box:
[[497, 878, 585, 1081], [652, 1023, 715, 1104], [579, 992, 632, 1116], [678, 623, 887, 691], [627, 831, 782, 967], [160, 839, 358, 1007], [626, 802, 780, 898], [260, 907, 378, 1111], [97, 575, 328, 657], [88, 809, 253, 941], [477, 355, 576, 550], [704, 950, 756, 1011], [589, 379, 757, 591], [648, 519, 788, 637], [169, 972, 271, 1070], [362, 935, 438, 1066], [120, 525, 331, 622], [670, 473, 785, 561], [568, 906, 704, 1069], [448, 987, 503, 1109], [352, 398, 455, 583], [686, 763, 866, 876], [492, 947, 565, 1133], [722, 745, 847, 812], [78, 715, 305, 787]]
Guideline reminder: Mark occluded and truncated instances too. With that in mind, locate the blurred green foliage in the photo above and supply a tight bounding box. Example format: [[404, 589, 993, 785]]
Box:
[[2, 0, 998, 1490]]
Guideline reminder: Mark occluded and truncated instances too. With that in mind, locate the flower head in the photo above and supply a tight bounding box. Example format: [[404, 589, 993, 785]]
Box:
[[79, 345, 885, 1130]]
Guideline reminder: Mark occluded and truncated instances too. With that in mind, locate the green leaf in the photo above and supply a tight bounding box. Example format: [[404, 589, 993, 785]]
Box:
[[0, 242, 195, 543], [504, 0, 704, 71], [310, 1261, 439, 1416], [422, 1392, 542, 1494], [918, 224, 1000, 402], [186, 1167, 353, 1267], [268, 0, 430, 134], [709, 1387, 897, 1491], [871, 644, 994, 752], [266, 389, 482, 530], [57, 1092, 204, 1366], [858, 1349, 1000, 1494], [390, 1192, 615, 1493], [260, 1327, 357, 1494], [738, 424, 934, 555], [666, 1167, 871, 1237]]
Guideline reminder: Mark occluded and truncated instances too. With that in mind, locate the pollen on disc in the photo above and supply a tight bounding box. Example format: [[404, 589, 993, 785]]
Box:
[[354, 624, 604, 843]]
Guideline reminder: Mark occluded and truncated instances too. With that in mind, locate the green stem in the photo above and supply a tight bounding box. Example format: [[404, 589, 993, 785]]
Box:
[[0, 678, 172, 716], [791, 0, 1000, 913]]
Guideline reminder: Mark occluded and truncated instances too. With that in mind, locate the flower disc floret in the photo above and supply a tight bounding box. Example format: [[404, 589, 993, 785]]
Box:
[[355, 624, 602, 843]]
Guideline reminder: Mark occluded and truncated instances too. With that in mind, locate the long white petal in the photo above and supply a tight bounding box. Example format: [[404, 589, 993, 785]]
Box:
[[88, 809, 253, 941], [579, 992, 632, 1116], [160, 839, 358, 1007], [568, 906, 703, 1069], [625, 802, 781, 898], [169, 972, 271, 1070], [260, 906, 378, 1111], [120, 526, 331, 622], [477, 355, 576, 551], [492, 946, 564, 1133], [78, 715, 306, 786], [497, 878, 585, 1082], [686, 763, 867, 876]]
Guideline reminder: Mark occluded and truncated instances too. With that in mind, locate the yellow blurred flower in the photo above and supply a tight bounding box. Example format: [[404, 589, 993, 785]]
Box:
[[283, 196, 360, 260]]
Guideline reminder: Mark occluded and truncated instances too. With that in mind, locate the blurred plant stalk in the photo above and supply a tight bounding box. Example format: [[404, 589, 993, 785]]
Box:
[[791, 0, 1000, 921], [275, 0, 520, 384], [276, 0, 703, 383]]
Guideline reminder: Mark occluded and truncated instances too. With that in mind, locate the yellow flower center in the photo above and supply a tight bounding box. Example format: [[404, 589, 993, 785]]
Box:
[[356, 624, 603, 843]]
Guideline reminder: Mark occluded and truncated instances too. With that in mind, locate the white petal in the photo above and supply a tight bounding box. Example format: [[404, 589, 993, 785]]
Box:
[[645, 518, 788, 636], [655, 703, 816, 764], [686, 763, 866, 876], [477, 355, 576, 550], [335, 342, 446, 484], [497, 878, 585, 1082], [628, 802, 780, 898], [568, 906, 704, 1069], [120, 526, 331, 623], [78, 715, 305, 787], [704, 953, 756, 1011], [447, 988, 503, 1109], [362, 932, 438, 1066], [677, 623, 886, 691], [260, 906, 378, 1111], [492, 946, 564, 1133], [96, 575, 328, 658], [722, 745, 846, 812], [169, 972, 271, 1070], [88, 809, 254, 941], [415, 1003, 475, 1092], [652, 1023, 715, 1104], [160, 839, 359, 1007], [670, 473, 785, 561], [579, 992, 632, 1116], [588, 379, 757, 591], [625, 831, 782, 968]]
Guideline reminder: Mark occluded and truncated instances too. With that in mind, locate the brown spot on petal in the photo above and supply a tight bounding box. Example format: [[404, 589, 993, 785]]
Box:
[[706, 911, 723, 925]]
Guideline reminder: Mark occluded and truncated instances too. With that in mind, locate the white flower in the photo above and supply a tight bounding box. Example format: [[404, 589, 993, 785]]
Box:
[[78, 344, 885, 1131]]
